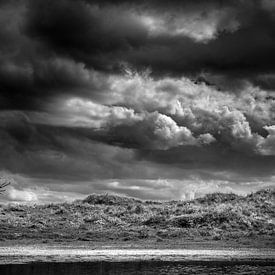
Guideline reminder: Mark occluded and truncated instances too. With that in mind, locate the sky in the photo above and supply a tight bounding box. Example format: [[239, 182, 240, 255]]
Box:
[[0, 0, 275, 203]]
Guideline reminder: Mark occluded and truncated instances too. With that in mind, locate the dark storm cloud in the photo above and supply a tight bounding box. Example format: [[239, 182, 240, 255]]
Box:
[[0, 0, 110, 111], [22, 0, 275, 88], [1, 0, 275, 202], [1, 0, 275, 112], [0, 111, 140, 180], [136, 145, 275, 178]]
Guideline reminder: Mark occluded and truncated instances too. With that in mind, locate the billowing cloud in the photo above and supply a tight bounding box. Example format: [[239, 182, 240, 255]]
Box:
[[104, 111, 215, 150]]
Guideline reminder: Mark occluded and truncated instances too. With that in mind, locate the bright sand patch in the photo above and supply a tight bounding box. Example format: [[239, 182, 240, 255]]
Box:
[[0, 246, 274, 264]]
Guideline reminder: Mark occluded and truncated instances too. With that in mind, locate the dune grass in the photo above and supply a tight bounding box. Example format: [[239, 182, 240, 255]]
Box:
[[0, 189, 274, 247]]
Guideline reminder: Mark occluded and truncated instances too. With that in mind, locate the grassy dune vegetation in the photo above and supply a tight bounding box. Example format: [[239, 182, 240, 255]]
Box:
[[0, 189, 274, 248]]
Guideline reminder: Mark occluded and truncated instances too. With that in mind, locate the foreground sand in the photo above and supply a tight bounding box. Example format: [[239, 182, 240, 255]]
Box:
[[0, 244, 275, 264]]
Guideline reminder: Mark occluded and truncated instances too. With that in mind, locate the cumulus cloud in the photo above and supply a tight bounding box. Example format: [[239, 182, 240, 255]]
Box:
[[35, 95, 216, 150], [111, 111, 213, 150], [5, 186, 85, 204], [7, 187, 38, 202], [24, 70, 273, 155]]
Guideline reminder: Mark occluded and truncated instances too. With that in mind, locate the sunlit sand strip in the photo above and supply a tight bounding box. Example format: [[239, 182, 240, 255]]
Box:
[[0, 246, 274, 264]]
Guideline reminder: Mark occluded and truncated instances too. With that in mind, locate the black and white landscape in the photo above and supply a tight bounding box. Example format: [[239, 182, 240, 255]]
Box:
[[0, 0, 274, 274]]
